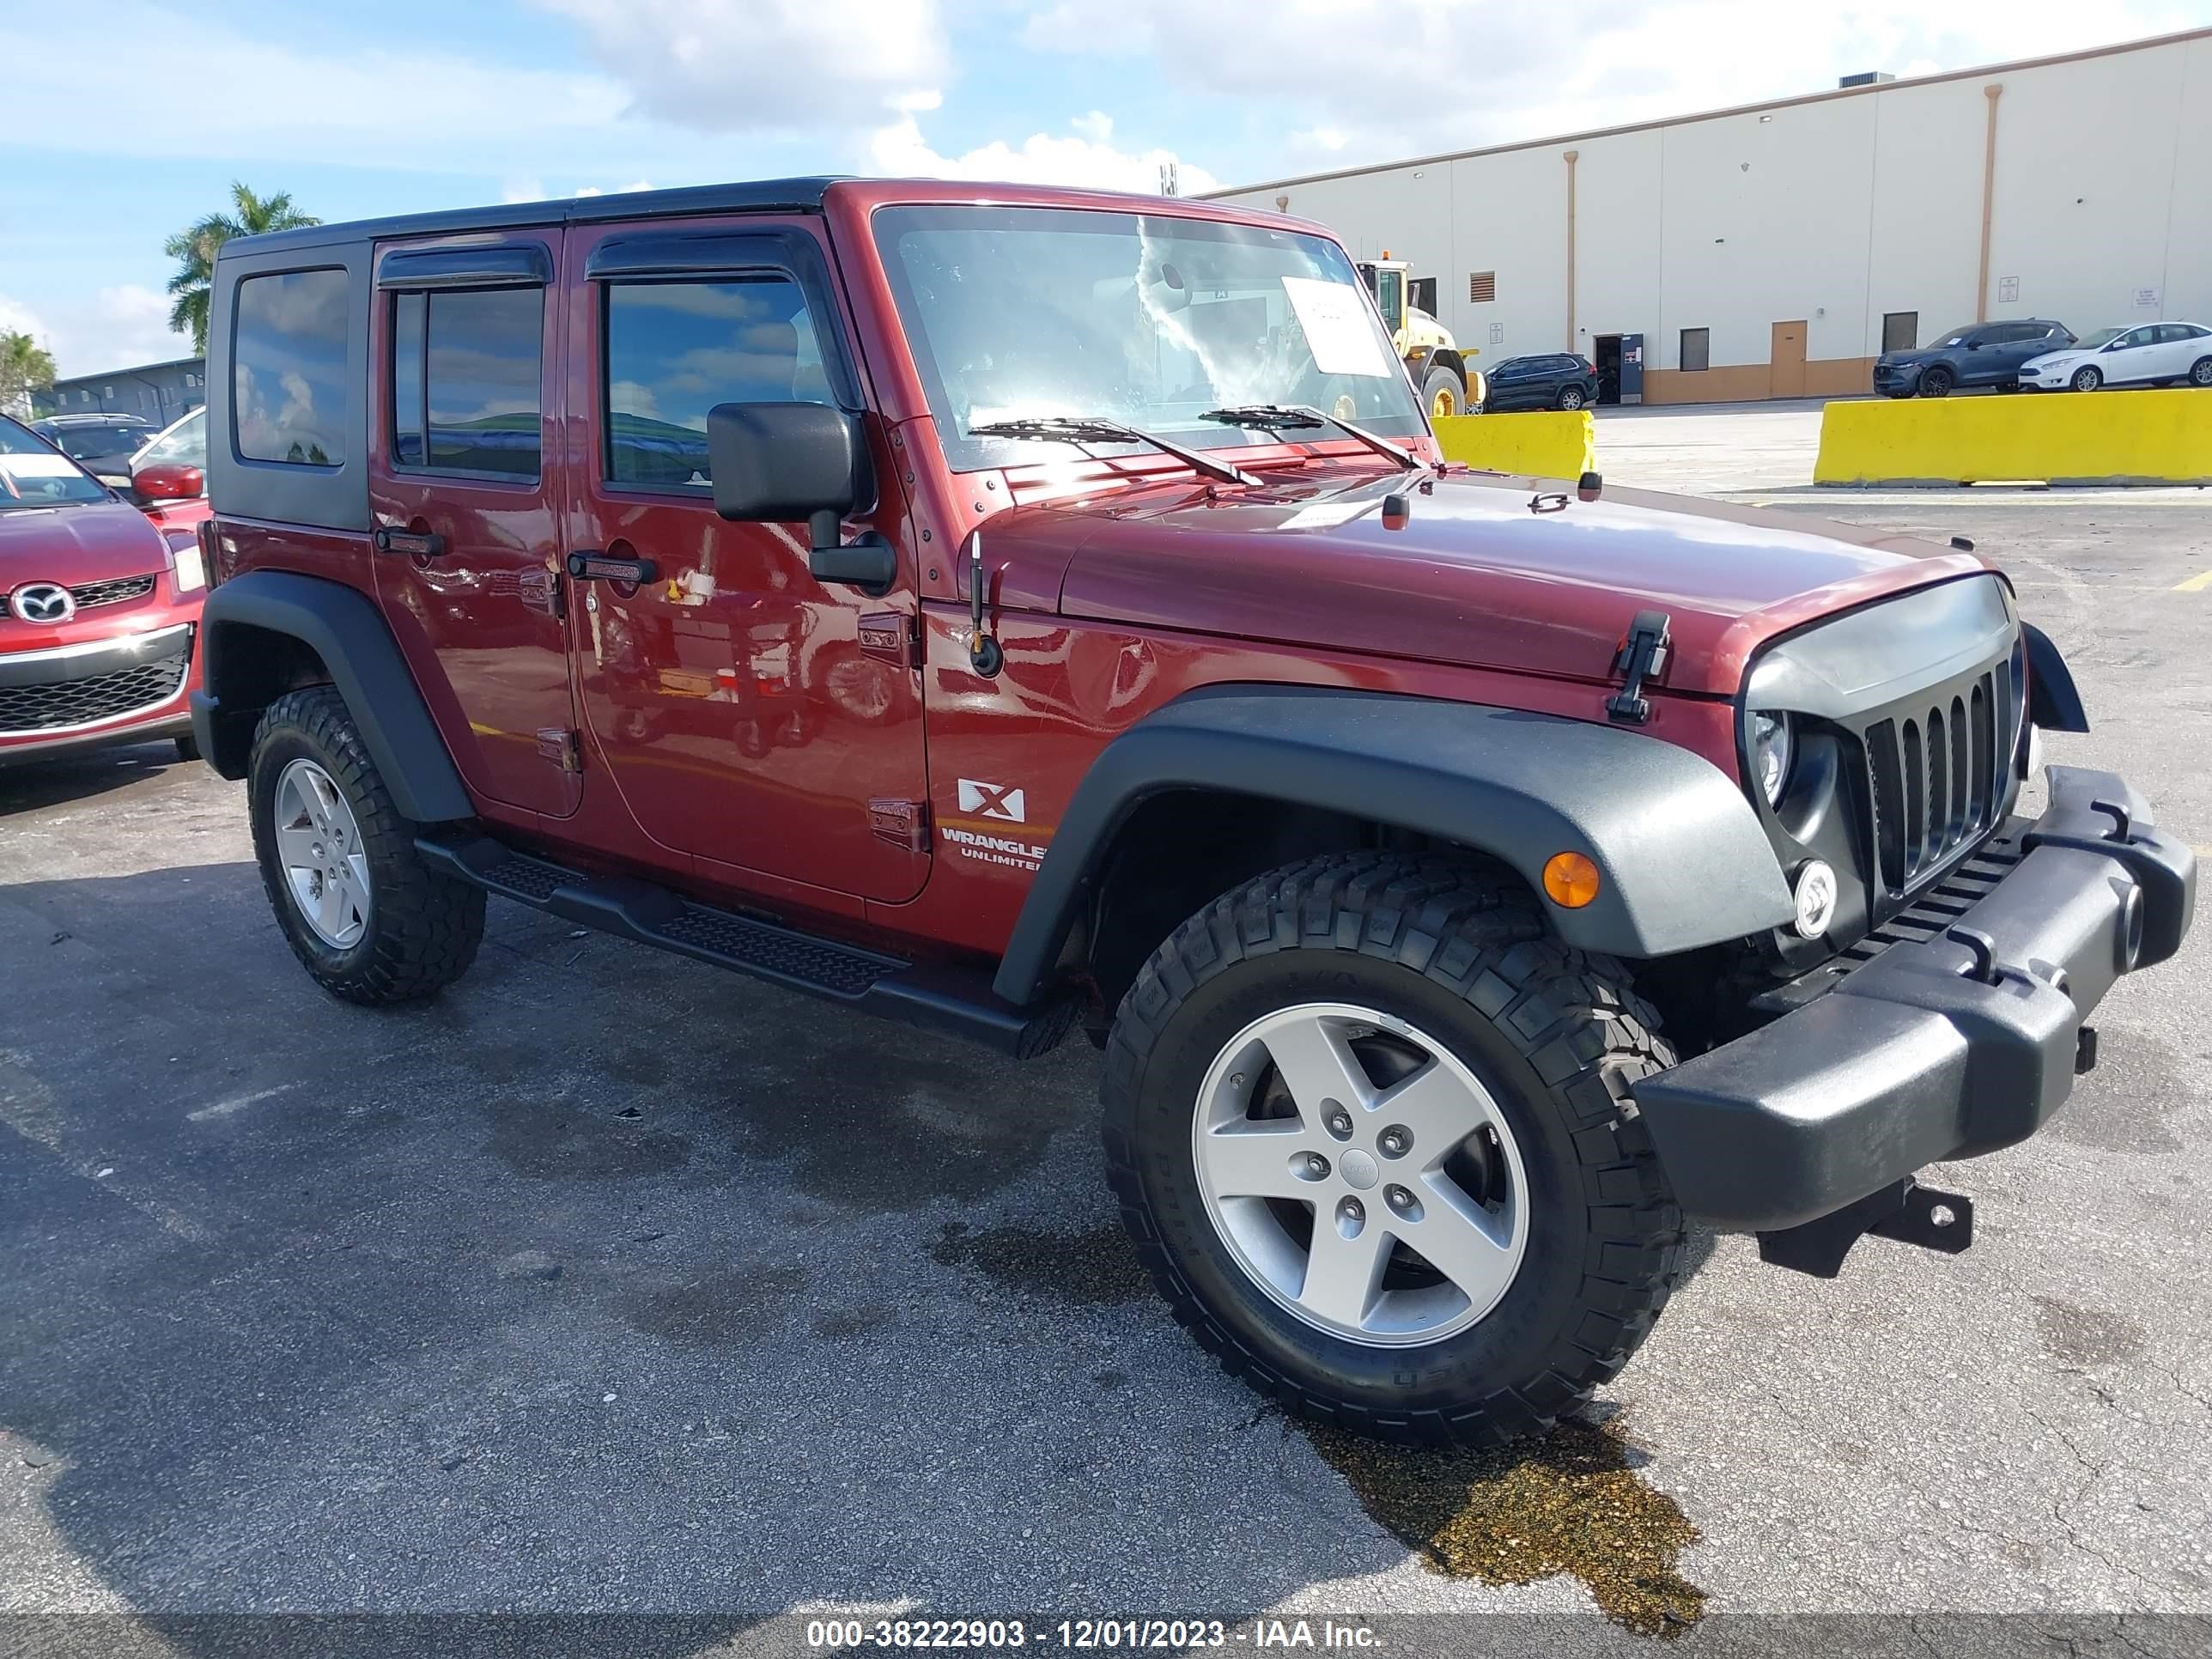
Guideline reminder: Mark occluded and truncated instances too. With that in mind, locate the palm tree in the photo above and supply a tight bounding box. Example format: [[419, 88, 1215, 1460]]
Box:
[[164, 183, 321, 352], [1, 330, 56, 419]]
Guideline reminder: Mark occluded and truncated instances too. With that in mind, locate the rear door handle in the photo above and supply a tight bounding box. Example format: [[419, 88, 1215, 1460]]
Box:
[[374, 527, 447, 558], [566, 550, 659, 584]]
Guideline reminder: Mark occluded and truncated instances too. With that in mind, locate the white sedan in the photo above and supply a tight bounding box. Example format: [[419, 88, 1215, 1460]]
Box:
[[2024, 321, 2212, 391]]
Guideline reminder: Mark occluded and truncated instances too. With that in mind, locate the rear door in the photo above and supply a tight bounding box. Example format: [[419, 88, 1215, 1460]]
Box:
[[557, 216, 929, 902], [2154, 323, 2207, 380], [368, 235, 580, 817]]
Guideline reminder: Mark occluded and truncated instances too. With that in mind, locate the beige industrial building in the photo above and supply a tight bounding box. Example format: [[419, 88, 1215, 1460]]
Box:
[[1206, 28, 2212, 404]]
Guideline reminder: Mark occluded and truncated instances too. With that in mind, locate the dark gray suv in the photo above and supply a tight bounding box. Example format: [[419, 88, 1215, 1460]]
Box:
[[1873, 319, 2075, 398]]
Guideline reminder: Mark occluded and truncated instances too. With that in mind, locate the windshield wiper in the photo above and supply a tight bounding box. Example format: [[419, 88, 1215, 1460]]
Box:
[[1202, 404, 1423, 471], [968, 416, 1262, 487]]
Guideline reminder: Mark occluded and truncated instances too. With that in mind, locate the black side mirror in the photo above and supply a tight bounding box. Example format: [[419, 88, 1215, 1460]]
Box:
[[706, 402, 895, 592]]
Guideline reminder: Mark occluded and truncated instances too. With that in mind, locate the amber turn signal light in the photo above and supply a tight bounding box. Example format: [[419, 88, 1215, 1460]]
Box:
[[1542, 851, 1601, 908]]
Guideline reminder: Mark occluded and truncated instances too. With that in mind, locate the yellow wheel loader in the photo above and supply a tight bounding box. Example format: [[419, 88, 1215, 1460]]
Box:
[[1357, 256, 1484, 416]]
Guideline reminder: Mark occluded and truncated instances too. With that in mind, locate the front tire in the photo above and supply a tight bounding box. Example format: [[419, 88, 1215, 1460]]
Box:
[[248, 685, 484, 1005], [1103, 854, 1683, 1448], [2071, 365, 2103, 393], [1420, 365, 1466, 419], [1918, 367, 1954, 398]]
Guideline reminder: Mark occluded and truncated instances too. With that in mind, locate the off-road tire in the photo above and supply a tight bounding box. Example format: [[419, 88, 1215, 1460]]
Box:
[[1918, 366, 1954, 398], [1103, 853, 1683, 1448], [1420, 364, 1466, 419], [247, 685, 483, 1005]]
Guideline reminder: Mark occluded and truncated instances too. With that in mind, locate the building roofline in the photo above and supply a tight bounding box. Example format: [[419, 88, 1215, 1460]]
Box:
[[1200, 25, 2212, 199], [52, 356, 204, 386]]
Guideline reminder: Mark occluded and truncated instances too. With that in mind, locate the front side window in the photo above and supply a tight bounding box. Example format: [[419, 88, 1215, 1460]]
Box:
[[136, 409, 207, 469], [874, 204, 1424, 471], [603, 276, 829, 491], [388, 286, 544, 480], [234, 268, 348, 466]]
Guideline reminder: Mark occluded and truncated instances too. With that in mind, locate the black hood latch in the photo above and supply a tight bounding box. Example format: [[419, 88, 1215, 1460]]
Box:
[[1607, 610, 1672, 724]]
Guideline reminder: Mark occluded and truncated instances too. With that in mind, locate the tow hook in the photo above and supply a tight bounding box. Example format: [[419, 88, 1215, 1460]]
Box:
[[1755, 1177, 1976, 1279]]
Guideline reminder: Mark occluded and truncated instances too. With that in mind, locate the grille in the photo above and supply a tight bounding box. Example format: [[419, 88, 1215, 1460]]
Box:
[[0, 648, 190, 734], [70, 574, 158, 610], [1860, 660, 2014, 899]]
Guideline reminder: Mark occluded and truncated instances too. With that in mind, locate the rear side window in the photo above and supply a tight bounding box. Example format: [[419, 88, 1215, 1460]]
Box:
[[389, 287, 544, 480], [602, 276, 830, 491], [234, 269, 348, 466]]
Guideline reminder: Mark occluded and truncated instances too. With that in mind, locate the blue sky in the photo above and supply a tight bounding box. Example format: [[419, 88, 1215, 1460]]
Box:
[[5, 0, 2208, 377]]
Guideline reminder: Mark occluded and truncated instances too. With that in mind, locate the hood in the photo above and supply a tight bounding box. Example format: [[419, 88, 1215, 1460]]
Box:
[[2024, 348, 2088, 371], [988, 465, 1985, 696], [0, 501, 171, 587]]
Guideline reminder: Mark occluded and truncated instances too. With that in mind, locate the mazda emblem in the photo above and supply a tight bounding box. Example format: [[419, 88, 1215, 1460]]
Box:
[[9, 582, 76, 625]]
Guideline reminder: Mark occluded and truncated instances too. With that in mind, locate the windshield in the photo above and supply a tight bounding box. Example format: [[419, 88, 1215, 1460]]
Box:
[[1, 416, 111, 507], [1934, 326, 1975, 348], [2074, 328, 2124, 349], [133, 408, 208, 469], [874, 204, 1423, 471], [42, 422, 145, 460]]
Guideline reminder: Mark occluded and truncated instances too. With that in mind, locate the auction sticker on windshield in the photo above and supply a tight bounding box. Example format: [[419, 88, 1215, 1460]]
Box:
[[1282, 276, 1393, 378]]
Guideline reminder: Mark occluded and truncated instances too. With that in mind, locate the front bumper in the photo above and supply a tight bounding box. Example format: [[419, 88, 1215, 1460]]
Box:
[[0, 622, 198, 767], [1633, 765, 2196, 1231], [1872, 362, 1920, 393]]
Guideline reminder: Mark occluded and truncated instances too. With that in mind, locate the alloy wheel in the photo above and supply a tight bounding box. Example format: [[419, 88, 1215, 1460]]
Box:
[[1190, 1002, 1530, 1347], [273, 757, 372, 950]]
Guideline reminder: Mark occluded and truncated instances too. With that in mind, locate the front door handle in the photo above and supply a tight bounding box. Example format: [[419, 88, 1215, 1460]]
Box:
[[374, 526, 447, 558], [566, 550, 658, 584]]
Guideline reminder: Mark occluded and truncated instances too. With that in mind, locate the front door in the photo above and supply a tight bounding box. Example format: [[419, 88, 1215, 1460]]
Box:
[[369, 235, 579, 817], [1769, 320, 1808, 398], [559, 217, 929, 902]]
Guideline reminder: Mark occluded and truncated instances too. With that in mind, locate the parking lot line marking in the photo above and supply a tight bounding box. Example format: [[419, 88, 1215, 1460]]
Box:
[[2173, 568, 2212, 592], [188, 1084, 298, 1121]]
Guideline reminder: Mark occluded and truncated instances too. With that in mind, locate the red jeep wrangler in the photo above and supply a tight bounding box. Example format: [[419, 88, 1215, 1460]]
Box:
[[191, 179, 2194, 1446]]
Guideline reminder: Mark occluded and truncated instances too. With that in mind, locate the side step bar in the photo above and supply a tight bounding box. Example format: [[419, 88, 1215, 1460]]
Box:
[[416, 834, 1079, 1060]]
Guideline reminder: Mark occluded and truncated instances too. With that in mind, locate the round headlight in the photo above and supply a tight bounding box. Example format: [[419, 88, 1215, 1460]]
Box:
[[1748, 709, 1794, 805]]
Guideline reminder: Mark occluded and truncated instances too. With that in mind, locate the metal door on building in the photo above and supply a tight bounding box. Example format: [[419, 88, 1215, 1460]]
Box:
[[1771, 321, 1808, 398], [1618, 333, 1644, 404]]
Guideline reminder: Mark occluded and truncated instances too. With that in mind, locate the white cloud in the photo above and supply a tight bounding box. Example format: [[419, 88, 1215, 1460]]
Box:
[[533, 0, 947, 132], [1022, 0, 2212, 179], [867, 112, 1219, 195], [15, 286, 194, 380]]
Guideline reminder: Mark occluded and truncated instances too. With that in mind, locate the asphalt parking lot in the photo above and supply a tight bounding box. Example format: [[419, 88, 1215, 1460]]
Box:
[[4, 409, 2210, 1653]]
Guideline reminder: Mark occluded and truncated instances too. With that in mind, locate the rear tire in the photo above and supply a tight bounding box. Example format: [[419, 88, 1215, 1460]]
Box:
[[1102, 853, 1683, 1448], [1556, 385, 1588, 411], [1918, 367, 1954, 398], [2191, 356, 2212, 388], [247, 685, 484, 1005], [2071, 365, 2102, 393]]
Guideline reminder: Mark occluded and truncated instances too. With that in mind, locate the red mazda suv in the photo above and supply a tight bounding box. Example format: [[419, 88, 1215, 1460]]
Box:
[[1, 412, 207, 767]]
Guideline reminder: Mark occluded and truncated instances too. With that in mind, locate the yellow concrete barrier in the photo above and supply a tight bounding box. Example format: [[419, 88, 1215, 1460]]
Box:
[[1814, 388, 2212, 486], [1431, 410, 1596, 480]]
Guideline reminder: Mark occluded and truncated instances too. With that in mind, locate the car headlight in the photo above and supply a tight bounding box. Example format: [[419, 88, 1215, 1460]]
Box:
[[1748, 709, 1794, 805], [164, 531, 206, 592]]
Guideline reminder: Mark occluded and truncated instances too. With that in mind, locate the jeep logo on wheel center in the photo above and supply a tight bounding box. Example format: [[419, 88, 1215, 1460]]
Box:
[[9, 582, 75, 625], [185, 173, 2196, 1451]]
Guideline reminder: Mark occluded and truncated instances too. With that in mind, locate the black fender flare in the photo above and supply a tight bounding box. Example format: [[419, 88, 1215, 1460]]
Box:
[[991, 685, 1796, 1006], [1423, 347, 1467, 391], [2021, 621, 2088, 732], [189, 569, 473, 823]]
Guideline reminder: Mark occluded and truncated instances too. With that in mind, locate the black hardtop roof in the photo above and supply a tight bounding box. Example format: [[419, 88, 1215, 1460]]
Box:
[[219, 176, 854, 259]]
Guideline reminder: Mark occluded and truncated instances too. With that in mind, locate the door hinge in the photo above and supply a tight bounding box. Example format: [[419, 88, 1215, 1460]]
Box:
[[518, 565, 562, 618], [1606, 609, 1672, 724], [859, 609, 924, 669], [537, 727, 583, 773], [867, 797, 930, 852]]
